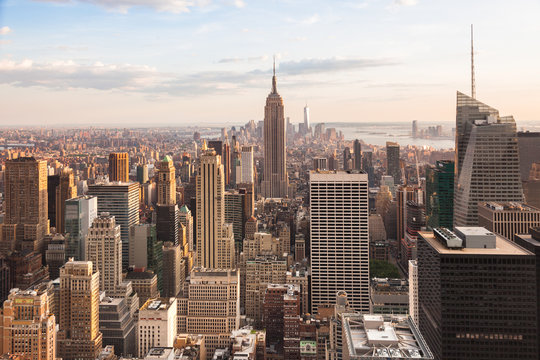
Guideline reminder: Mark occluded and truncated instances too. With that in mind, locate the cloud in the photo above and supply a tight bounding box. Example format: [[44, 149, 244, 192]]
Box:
[[0, 56, 398, 96], [218, 55, 268, 63], [0, 27, 11, 35], [32, 0, 243, 13], [287, 14, 320, 25], [392, 0, 418, 5]]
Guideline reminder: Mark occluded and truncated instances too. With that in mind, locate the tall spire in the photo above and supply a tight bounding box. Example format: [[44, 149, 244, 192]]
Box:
[[471, 24, 476, 99], [272, 55, 277, 94]]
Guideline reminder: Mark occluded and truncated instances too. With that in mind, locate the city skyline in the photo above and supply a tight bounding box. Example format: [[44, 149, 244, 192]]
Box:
[[1, 1, 540, 126]]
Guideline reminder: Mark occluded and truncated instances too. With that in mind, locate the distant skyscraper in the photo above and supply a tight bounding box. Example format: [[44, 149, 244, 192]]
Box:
[[58, 260, 103, 360], [156, 155, 178, 245], [304, 104, 310, 132], [196, 144, 235, 269], [136, 164, 149, 184], [240, 145, 254, 184], [65, 195, 98, 261], [386, 141, 401, 185], [56, 168, 77, 233], [86, 213, 123, 293], [1, 157, 48, 254], [208, 140, 223, 157], [478, 202, 540, 242], [310, 170, 369, 313], [353, 139, 362, 171], [262, 61, 288, 198], [161, 242, 184, 298], [178, 205, 194, 254], [517, 131, 540, 181], [88, 182, 139, 269], [418, 227, 538, 360], [108, 152, 130, 182], [48, 174, 60, 228], [343, 147, 352, 171], [412, 120, 418, 138], [454, 92, 524, 226], [425, 160, 454, 229]]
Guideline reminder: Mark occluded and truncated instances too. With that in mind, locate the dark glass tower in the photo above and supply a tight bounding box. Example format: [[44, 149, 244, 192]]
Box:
[[426, 160, 454, 229]]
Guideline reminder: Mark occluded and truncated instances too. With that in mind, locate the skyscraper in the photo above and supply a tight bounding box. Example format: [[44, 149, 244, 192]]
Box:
[[161, 241, 184, 298], [196, 144, 235, 269], [386, 142, 401, 185], [477, 201, 540, 241], [156, 156, 179, 245], [310, 170, 369, 313], [136, 164, 149, 184], [0, 287, 56, 360], [157, 156, 176, 206], [1, 157, 48, 254], [418, 227, 538, 360], [88, 182, 139, 269], [108, 152, 129, 182], [178, 205, 194, 255], [517, 131, 540, 181], [240, 145, 254, 184], [353, 139, 362, 171], [57, 260, 103, 360], [304, 104, 310, 132], [454, 92, 524, 226], [65, 195, 98, 261], [425, 160, 454, 229], [55, 168, 77, 233], [262, 61, 288, 198]]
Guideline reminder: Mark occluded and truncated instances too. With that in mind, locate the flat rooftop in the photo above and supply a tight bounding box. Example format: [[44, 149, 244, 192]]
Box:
[[420, 231, 531, 256], [481, 201, 540, 212]]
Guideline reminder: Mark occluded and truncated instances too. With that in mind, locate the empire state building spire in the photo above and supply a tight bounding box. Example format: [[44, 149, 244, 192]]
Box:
[[272, 56, 277, 94]]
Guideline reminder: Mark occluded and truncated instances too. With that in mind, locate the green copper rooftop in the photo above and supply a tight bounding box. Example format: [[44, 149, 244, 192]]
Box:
[[180, 205, 190, 213], [162, 155, 173, 162]]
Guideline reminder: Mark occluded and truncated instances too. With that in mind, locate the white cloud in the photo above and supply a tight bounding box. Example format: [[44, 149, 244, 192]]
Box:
[[287, 14, 320, 25], [392, 0, 418, 6], [0, 26, 11, 35], [32, 0, 245, 13], [0, 56, 398, 95]]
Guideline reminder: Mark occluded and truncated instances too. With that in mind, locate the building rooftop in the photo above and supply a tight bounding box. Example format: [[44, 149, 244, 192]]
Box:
[[420, 229, 531, 256], [140, 298, 175, 312], [481, 201, 540, 212], [343, 314, 433, 359], [125, 270, 157, 280]]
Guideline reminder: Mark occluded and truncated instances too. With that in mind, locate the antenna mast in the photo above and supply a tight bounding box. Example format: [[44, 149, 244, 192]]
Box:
[[471, 24, 476, 99]]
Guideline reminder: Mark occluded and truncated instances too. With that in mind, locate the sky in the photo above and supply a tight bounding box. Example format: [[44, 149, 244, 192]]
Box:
[[0, 0, 539, 127]]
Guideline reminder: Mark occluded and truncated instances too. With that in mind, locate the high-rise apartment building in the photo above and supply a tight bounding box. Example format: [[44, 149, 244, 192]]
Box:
[[400, 201, 425, 272], [353, 139, 362, 171], [224, 190, 245, 248], [309, 170, 369, 313], [178, 205, 194, 254], [57, 260, 103, 360], [262, 63, 288, 198], [477, 202, 540, 241], [425, 160, 454, 229], [108, 152, 129, 182], [55, 168, 77, 233], [177, 268, 240, 357], [65, 195, 98, 261], [240, 146, 254, 184], [137, 298, 178, 358], [128, 224, 163, 288], [0, 287, 56, 360], [1, 157, 48, 254], [86, 213, 123, 293], [196, 145, 235, 269], [88, 182, 139, 269], [454, 92, 524, 226], [386, 142, 401, 185], [408, 260, 418, 326], [418, 227, 538, 360], [48, 174, 60, 229], [161, 242, 185, 298], [136, 164, 149, 184], [99, 296, 136, 357]]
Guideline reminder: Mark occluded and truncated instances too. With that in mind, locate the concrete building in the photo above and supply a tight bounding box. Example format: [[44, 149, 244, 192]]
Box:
[[408, 260, 418, 326], [353, 139, 362, 171], [309, 171, 369, 313], [177, 268, 240, 358], [341, 314, 433, 359], [138, 298, 178, 358], [418, 227, 538, 360], [65, 195, 98, 261], [477, 201, 540, 241], [86, 213, 123, 293], [370, 278, 408, 315], [0, 287, 56, 360], [162, 242, 185, 298], [57, 260, 103, 360], [55, 168, 77, 233], [262, 62, 289, 198], [99, 296, 136, 357], [179, 205, 194, 256], [128, 224, 163, 285], [108, 152, 129, 182], [386, 142, 400, 185], [156, 156, 179, 245], [1, 157, 48, 255], [137, 164, 149, 184], [125, 270, 159, 306], [263, 284, 300, 354], [240, 146, 254, 184], [88, 182, 140, 269], [517, 131, 540, 181], [286, 267, 310, 316], [196, 145, 235, 269], [454, 92, 524, 226], [224, 191, 246, 248]]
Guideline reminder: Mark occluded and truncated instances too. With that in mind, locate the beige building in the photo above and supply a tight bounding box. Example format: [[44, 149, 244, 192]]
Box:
[[108, 152, 129, 182], [179, 205, 194, 254], [478, 201, 540, 241], [162, 242, 185, 298], [1, 157, 48, 254], [125, 271, 159, 305], [55, 168, 77, 233], [177, 268, 240, 359], [286, 268, 310, 315], [262, 62, 289, 198], [86, 213, 123, 293], [0, 287, 56, 360], [196, 144, 235, 269], [157, 156, 176, 206], [245, 255, 287, 324], [57, 260, 103, 360], [138, 298, 178, 357]]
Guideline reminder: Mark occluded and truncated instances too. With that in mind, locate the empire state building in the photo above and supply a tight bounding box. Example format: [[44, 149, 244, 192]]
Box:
[[262, 61, 288, 198]]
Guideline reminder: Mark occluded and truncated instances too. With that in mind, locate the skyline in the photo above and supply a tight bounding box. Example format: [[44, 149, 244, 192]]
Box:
[[1, 0, 540, 126]]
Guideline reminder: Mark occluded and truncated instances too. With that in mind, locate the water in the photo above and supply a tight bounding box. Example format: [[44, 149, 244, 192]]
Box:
[[327, 122, 455, 149]]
